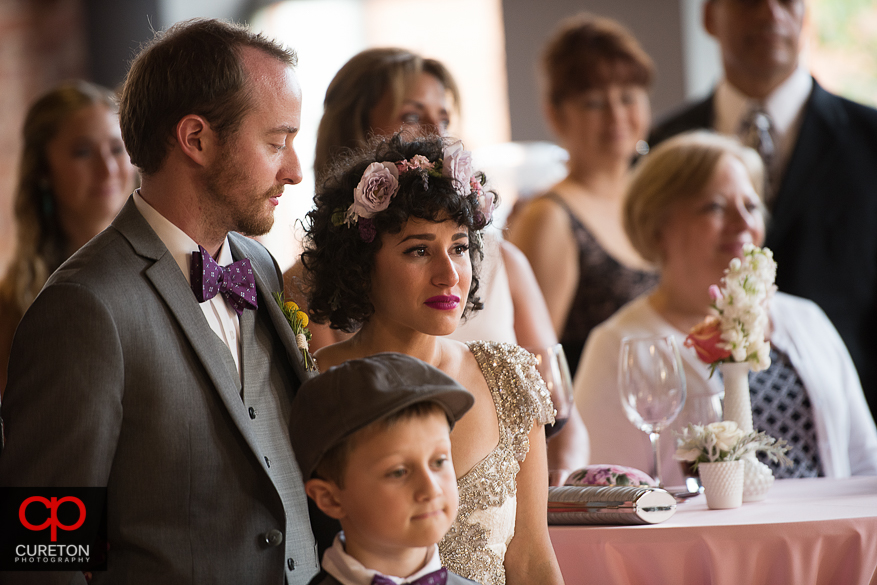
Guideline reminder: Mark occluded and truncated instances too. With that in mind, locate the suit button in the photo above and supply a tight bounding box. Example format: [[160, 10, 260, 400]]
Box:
[[263, 529, 283, 547], [288, 558, 295, 570], [264, 456, 271, 468], [249, 407, 256, 419]]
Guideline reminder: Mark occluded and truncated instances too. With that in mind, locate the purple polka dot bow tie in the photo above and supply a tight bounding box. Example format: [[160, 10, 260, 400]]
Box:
[[190, 245, 258, 316], [371, 568, 447, 585]]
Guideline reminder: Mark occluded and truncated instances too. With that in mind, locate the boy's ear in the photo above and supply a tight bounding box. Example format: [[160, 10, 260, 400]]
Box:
[[305, 478, 346, 520]]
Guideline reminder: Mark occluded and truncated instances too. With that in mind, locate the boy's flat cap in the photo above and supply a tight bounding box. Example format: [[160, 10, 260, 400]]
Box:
[[289, 352, 474, 481]]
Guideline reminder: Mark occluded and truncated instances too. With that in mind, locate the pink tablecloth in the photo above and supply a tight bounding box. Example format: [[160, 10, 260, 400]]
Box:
[[549, 476, 877, 585]]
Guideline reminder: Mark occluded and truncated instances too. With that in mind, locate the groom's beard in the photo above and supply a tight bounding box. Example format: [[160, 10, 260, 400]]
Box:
[[202, 144, 281, 237]]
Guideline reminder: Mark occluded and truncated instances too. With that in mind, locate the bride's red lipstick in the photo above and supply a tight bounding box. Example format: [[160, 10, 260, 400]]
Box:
[[424, 295, 460, 311]]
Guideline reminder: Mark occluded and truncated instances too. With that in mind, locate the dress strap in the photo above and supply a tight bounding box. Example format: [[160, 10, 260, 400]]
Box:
[[540, 191, 594, 242]]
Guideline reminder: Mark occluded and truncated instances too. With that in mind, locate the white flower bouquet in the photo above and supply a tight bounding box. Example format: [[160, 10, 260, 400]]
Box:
[[674, 421, 790, 472], [685, 244, 777, 373]]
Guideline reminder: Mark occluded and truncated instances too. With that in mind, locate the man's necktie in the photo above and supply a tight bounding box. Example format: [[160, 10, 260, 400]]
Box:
[[190, 245, 258, 316], [371, 567, 448, 585], [739, 107, 776, 201]]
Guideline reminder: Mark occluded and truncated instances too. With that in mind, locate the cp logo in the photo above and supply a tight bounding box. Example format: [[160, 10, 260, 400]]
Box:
[[19, 496, 86, 542]]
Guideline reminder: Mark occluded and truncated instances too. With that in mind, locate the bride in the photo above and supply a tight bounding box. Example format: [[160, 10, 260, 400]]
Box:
[[301, 133, 564, 585]]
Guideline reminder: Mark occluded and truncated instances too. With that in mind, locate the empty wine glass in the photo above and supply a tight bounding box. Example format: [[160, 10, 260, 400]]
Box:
[[618, 335, 687, 487], [528, 343, 574, 439]]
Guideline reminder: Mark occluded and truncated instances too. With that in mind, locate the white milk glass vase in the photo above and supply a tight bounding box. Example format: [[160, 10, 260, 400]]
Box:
[[720, 361, 773, 502], [698, 459, 744, 509]]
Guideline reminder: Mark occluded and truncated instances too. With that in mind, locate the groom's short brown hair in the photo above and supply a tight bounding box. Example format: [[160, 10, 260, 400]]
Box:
[[119, 18, 297, 176]]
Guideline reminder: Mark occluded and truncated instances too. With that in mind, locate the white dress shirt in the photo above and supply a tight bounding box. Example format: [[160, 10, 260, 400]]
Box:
[[133, 191, 242, 377], [321, 533, 443, 585], [714, 66, 812, 187]]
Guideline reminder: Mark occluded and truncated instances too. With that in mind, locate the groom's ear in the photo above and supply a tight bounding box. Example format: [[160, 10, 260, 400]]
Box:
[[175, 114, 215, 167]]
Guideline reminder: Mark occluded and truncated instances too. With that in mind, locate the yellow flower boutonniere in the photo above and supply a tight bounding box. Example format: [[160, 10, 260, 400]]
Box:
[[273, 292, 316, 372]]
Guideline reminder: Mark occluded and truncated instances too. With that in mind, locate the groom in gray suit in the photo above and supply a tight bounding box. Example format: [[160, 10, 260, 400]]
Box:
[[0, 19, 335, 584]]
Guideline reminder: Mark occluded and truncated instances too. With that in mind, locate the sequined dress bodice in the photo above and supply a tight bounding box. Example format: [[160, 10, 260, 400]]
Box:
[[438, 341, 555, 585]]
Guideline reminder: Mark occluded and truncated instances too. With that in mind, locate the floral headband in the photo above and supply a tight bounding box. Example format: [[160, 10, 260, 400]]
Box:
[[335, 140, 494, 243]]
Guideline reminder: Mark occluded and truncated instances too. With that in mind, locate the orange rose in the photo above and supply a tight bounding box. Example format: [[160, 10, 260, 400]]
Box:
[[685, 316, 732, 364]]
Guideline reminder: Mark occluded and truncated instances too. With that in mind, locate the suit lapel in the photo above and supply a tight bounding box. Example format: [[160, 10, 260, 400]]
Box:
[[767, 82, 842, 245], [113, 199, 267, 460], [229, 236, 311, 385]]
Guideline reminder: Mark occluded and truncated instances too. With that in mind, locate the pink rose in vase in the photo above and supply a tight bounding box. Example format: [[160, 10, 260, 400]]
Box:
[[684, 315, 732, 364]]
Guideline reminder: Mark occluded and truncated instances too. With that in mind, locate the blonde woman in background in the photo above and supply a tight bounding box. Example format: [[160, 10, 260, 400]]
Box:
[[574, 131, 877, 486], [0, 80, 136, 396]]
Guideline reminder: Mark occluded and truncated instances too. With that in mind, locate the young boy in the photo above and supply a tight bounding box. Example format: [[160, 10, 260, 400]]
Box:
[[289, 352, 481, 585]]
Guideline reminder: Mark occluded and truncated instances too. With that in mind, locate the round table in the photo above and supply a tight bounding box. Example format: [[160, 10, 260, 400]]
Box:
[[549, 476, 877, 585]]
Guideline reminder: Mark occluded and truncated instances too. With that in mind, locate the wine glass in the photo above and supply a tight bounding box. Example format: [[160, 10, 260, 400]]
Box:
[[618, 335, 687, 487], [528, 343, 574, 440]]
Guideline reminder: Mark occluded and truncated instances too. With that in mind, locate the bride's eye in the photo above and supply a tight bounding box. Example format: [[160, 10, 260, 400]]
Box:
[[404, 245, 429, 257]]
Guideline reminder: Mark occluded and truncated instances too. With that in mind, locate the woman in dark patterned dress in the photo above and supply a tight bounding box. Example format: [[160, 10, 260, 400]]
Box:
[[508, 14, 659, 376]]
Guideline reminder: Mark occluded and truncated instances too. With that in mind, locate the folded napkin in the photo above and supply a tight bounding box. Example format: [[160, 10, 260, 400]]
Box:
[[548, 485, 676, 525]]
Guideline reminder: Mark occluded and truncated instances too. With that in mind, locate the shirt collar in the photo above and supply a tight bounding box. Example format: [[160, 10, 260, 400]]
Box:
[[321, 533, 442, 585], [714, 66, 812, 137], [133, 189, 233, 283]]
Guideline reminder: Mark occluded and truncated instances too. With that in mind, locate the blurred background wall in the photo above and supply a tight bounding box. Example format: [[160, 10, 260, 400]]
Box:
[[1, 0, 873, 273]]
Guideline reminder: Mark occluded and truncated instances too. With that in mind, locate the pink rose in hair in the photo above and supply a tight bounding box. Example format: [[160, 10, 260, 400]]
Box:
[[442, 140, 474, 195], [397, 155, 434, 173], [685, 315, 732, 364], [346, 162, 400, 224]]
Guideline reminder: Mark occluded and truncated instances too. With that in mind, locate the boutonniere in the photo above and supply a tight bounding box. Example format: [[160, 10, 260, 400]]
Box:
[[272, 292, 316, 372]]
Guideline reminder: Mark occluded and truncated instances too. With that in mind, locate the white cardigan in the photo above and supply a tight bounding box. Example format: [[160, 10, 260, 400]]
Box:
[[573, 292, 877, 487]]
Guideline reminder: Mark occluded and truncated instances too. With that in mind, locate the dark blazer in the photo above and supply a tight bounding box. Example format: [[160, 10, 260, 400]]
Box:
[[0, 197, 337, 584], [650, 80, 877, 414]]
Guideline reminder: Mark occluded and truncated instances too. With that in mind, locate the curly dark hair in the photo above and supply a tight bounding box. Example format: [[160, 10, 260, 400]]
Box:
[[301, 133, 495, 332]]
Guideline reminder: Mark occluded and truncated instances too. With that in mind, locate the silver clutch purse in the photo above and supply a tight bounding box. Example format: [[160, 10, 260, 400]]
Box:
[[547, 485, 677, 525]]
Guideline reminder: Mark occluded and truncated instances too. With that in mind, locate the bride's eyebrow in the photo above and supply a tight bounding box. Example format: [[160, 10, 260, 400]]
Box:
[[399, 233, 436, 243], [398, 232, 468, 243]]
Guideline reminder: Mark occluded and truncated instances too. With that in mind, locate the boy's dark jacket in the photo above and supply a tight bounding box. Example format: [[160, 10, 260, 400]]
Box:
[[307, 569, 481, 585]]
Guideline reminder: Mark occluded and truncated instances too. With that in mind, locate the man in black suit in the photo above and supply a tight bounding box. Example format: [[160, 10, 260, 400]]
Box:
[[651, 0, 877, 415]]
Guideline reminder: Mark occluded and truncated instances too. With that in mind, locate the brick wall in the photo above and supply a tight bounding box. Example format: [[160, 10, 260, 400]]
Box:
[[0, 0, 87, 276]]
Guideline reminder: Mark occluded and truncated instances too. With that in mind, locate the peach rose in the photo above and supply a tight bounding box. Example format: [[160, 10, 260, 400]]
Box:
[[684, 316, 732, 364]]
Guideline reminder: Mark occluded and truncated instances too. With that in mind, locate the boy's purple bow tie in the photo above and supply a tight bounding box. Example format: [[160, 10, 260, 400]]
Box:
[[371, 567, 447, 585], [190, 245, 258, 316]]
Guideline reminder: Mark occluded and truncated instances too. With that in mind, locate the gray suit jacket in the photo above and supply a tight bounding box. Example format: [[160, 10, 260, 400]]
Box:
[[0, 197, 326, 584]]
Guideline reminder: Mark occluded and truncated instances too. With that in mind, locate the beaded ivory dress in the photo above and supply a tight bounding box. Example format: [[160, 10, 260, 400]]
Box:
[[438, 341, 555, 585]]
